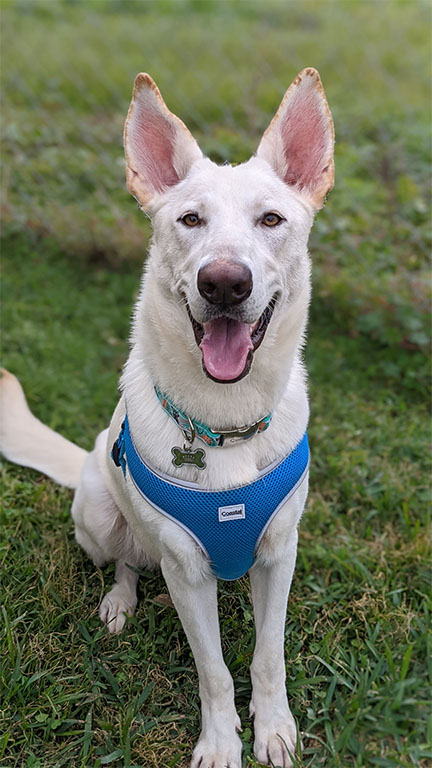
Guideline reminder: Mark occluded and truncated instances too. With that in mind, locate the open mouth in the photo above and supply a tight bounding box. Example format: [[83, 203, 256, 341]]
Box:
[[187, 296, 277, 383]]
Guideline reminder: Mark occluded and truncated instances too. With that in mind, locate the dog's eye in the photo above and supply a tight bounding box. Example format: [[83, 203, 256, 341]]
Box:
[[262, 212, 283, 227], [181, 213, 201, 227]]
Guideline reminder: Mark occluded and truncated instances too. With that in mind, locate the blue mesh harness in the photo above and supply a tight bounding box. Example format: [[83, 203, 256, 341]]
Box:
[[112, 415, 309, 581]]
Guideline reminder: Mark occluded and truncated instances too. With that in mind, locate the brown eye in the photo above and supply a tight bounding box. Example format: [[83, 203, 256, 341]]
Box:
[[181, 213, 200, 227], [262, 212, 283, 227]]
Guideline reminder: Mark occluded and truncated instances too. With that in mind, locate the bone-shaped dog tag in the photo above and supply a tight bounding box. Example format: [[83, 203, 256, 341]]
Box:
[[171, 446, 206, 469]]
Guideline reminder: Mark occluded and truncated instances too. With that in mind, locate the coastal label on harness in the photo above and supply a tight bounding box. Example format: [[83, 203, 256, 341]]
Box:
[[218, 503, 246, 522]]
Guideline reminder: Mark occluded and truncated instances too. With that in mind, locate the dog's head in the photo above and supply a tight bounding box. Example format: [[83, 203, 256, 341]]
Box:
[[124, 69, 334, 384]]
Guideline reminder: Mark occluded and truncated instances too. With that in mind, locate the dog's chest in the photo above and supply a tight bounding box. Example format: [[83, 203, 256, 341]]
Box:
[[108, 407, 310, 580]]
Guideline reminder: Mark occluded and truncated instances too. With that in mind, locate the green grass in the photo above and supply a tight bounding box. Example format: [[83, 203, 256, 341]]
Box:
[[1, 1, 431, 767]]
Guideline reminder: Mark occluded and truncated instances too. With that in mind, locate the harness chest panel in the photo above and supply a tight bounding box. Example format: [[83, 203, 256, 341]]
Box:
[[113, 416, 309, 581]]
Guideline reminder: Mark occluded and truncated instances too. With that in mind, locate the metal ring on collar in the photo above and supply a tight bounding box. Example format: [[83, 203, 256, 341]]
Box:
[[181, 415, 195, 445]]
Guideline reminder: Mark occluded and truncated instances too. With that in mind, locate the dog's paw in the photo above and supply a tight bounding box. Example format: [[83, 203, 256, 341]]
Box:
[[252, 716, 297, 767], [249, 701, 297, 768], [190, 728, 242, 768], [99, 586, 137, 634]]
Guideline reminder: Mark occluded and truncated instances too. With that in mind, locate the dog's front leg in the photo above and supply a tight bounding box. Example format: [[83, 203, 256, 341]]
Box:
[[161, 552, 242, 768], [249, 531, 299, 768]]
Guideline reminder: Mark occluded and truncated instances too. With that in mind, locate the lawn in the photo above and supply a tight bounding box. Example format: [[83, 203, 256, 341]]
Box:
[[1, 1, 430, 767]]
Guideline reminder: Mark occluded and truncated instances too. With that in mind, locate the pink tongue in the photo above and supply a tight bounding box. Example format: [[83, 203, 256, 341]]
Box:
[[200, 317, 253, 381]]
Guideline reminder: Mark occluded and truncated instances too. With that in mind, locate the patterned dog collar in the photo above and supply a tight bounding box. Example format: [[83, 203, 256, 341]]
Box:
[[154, 387, 272, 447]]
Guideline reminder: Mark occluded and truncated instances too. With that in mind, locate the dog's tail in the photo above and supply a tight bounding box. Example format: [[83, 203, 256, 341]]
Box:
[[0, 369, 88, 489]]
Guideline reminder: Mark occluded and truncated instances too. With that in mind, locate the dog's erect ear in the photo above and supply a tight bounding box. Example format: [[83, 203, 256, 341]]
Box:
[[124, 73, 203, 208], [256, 68, 334, 209]]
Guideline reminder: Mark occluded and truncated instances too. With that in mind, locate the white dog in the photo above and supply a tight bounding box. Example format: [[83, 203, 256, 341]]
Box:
[[0, 67, 334, 768]]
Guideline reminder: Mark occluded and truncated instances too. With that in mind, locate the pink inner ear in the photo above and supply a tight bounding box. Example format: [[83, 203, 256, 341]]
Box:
[[129, 105, 179, 193], [281, 91, 329, 191]]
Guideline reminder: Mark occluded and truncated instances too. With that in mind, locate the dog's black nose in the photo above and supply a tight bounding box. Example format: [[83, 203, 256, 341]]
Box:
[[197, 261, 253, 306]]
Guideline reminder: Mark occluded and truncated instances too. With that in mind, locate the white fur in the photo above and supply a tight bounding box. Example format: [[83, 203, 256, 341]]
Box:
[[0, 369, 87, 487], [0, 69, 334, 768]]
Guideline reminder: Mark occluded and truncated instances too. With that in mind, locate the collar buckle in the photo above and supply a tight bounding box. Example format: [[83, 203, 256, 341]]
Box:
[[213, 423, 261, 446]]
